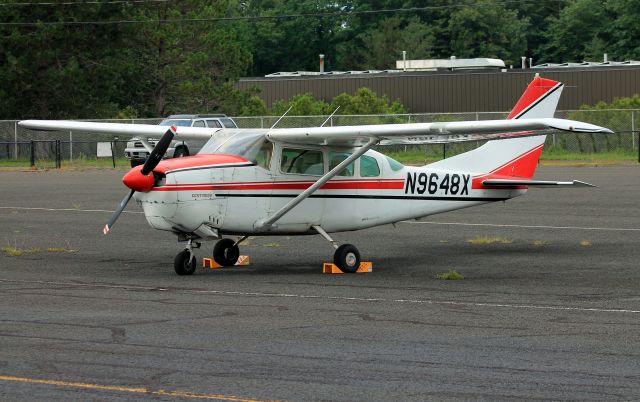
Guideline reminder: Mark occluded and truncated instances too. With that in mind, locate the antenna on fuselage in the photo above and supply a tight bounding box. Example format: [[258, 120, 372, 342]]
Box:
[[320, 106, 340, 127], [270, 106, 293, 129]]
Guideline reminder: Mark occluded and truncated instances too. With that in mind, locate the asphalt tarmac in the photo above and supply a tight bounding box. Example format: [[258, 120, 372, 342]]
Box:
[[1, 166, 639, 401]]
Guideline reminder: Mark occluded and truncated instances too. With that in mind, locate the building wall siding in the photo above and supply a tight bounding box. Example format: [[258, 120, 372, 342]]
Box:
[[237, 68, 640, 113]]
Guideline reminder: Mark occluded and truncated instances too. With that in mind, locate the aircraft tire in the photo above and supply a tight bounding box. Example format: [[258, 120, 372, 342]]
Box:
[[174, 147, 189, 158], [174, 249, 196, 275], [334, 244, 360, 273], [213, 238, 240, 267]]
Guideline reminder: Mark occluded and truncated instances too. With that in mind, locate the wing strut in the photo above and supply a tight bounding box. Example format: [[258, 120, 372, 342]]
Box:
[[254, 138, 378, 231]]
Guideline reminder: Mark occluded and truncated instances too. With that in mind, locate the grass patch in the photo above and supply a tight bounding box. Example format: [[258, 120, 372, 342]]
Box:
[[467, 236, 512, 245], [263, 242, 281, 248], [384, 147, 636, 166], [580, 240, 592, 247], [531, 240, 547, 247], [0, 158, 131, 170], [2, 246, 23, 257], [2, 246, 40, 257], [541, 148, 636, 162], [436, 270, 464, 280]]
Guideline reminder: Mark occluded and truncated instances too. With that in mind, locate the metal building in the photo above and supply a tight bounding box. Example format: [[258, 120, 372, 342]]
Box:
[[237, 65, 640, 113]]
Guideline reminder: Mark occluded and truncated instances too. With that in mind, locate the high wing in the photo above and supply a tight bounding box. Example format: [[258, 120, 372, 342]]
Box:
[[266, 118, 612, 147], [18, 120, 218, 140]]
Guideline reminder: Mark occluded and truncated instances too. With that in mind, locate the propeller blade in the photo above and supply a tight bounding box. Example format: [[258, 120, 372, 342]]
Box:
[[103, 189, 135, 235], [140, 125, 177, 175]]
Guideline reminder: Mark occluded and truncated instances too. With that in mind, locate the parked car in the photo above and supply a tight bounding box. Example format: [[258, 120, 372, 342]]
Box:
[[124, 114, 237, 167]]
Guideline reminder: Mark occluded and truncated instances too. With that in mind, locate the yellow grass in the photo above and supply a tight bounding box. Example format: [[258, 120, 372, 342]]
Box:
[[436, 270, 465, 280], [467, 236, 512, 245], [2, 246, 40, 257]]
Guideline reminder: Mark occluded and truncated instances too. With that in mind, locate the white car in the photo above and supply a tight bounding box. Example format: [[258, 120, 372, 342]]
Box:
[[124, 114, 237, 167]]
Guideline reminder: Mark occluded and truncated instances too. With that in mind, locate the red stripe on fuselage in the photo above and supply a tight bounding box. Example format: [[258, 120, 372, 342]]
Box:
[[152, 179, 405, 192]]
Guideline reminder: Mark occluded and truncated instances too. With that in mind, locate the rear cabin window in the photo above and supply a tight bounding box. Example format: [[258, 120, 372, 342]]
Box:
[[386, 156, 404, 172], [281, 148, 324, 175], [328, 152, 354, 176], [206, 120, 222, 128], [192, 120, 205, 127], [360, 155, 380, 177]]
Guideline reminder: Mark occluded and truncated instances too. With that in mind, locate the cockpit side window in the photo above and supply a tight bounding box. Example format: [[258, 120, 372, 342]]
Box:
[[281, 148, 324, 175]]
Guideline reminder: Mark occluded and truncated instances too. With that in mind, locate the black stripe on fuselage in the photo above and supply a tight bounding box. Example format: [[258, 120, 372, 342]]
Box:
[[222, 193, 508, 202]]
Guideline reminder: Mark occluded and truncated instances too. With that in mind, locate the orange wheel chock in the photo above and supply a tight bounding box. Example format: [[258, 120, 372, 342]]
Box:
[[322, 262, 372, 274], [203, 255, 251, 269]]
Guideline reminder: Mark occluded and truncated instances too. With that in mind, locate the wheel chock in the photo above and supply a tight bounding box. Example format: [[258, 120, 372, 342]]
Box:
[[203, 256, 251, 269], [322, 262, 373, 274]]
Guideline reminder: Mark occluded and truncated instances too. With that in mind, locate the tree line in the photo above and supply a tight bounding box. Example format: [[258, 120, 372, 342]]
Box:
[[1, 0, 638, 120]]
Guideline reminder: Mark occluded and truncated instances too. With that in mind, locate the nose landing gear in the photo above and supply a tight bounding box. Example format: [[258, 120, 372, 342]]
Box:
[[174, 238, 200, 275]]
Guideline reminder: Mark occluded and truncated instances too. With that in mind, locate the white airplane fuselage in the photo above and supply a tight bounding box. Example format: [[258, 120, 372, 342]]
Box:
[[135, 147, 523, 238]]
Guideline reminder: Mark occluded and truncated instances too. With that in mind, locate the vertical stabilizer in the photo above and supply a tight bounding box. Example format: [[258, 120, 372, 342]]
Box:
[[507, 76, 563, 119], [428, 76, 563, 178]]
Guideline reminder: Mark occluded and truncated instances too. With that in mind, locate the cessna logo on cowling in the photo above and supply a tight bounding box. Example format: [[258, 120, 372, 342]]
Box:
[[404, 172, 470, 196]]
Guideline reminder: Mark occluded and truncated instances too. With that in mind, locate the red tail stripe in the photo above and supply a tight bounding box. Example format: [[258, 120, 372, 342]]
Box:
[[472, 144, 544, 189], [507, 77, 560, 120]]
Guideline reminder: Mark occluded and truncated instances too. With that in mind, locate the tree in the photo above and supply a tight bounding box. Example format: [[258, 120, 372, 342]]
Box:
[[244, 0, 348, 75], [538, 0, 611, 63], [343, 16, 434, 70], [0, 2, 140, 118], [448, 0, 528, 66], [506, 0, 567, 65], [331, 88, 406, 115], [127, 0, 252, 116], [607, 0, 640, 60]]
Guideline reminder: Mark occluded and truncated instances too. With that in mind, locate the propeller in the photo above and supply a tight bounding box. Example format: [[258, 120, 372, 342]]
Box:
[[103, 125, 177, 235]]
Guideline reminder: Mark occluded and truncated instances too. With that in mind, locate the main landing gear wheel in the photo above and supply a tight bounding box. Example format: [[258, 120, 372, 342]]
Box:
[[173, 147, 188, 158], [334, 244, 360, 273], [213, 238, 240, 267], [174, 249, 196, 275]]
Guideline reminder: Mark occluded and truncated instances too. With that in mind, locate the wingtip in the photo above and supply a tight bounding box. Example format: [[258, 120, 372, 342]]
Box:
[[102, 224, 110, 235]]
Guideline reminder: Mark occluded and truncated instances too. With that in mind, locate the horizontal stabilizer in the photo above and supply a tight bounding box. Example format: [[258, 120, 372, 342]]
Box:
[[482, 179, 595, 187]]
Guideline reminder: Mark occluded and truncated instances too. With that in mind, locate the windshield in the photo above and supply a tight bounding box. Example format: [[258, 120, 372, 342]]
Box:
[[159, 119, 191, 127], [199, 130, 270, 162]]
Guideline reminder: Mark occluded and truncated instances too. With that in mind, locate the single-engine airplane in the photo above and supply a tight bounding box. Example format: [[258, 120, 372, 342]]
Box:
[[20, 76, 612, 275]]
